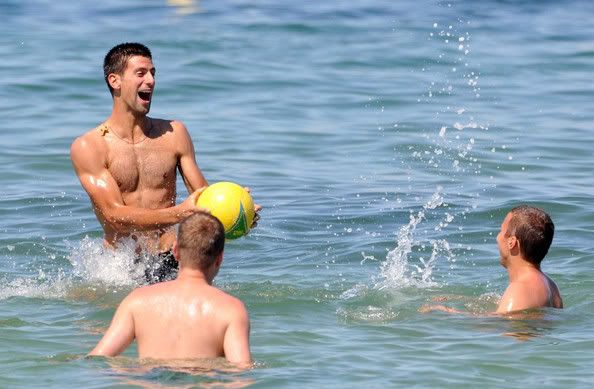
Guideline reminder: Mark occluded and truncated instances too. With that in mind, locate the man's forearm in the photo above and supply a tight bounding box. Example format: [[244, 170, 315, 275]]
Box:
[[99, 203, 192, 232]]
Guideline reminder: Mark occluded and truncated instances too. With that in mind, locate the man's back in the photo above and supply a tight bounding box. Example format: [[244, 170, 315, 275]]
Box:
[[131, 280, 241, 359], [126, 278, 249, 360]]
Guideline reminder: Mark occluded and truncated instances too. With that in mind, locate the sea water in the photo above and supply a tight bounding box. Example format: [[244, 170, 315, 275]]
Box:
[[1, 0, 594, 387]]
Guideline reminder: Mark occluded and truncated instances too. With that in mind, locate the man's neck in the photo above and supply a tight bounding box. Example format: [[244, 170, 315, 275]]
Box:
[[108, 104, 149, 138], [506, 257, 541, 282], [176, 267, 214, 286]]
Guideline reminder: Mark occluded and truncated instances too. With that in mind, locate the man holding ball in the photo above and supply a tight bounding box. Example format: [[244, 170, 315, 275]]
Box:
[[71, 42, 259, 283]]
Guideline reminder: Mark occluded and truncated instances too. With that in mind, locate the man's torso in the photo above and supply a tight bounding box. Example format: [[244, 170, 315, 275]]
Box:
[[94, 118, 181, 250]]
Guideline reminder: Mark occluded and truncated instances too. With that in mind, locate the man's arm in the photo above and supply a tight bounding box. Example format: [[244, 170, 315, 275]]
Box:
[[71, 135, 201, 232], [418, 304, 469, 314], [223, 300, 252, 367], [173, 121, 264, 225], [496, 283, 534, 314], [173, 121, 209, 194], [420, 283, 534, 316], [89, 294, 136, 357]]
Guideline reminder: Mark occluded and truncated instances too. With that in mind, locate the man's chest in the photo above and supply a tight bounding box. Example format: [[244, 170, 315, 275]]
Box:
[[106, 143, 178, 192]]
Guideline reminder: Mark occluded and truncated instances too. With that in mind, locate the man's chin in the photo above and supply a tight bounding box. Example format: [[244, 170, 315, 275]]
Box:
[[134, 104, 151, 116]]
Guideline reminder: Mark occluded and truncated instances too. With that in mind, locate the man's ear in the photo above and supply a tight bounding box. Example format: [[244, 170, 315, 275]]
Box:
[[172, 240, 180, 262], [214, 251, 223, 268], [508, 236, 516, 248], [508, 236, 520, 255], [107, 73, 121, 93]]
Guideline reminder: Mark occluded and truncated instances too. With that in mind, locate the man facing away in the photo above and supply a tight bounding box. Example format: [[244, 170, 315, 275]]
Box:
[[70, 42, 259, 282], [422, 205, 562, 314], [494, 205, 562, 313], [89, 211, 252, 366]]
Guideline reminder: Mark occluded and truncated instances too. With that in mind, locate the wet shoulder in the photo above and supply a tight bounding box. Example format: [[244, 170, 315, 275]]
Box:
[[147, 118, 188, 138], [72, 126, 105, 147], [128, 281, 174, 303], [122, 283, 169, 317], [70, 126, 108, 161], [216, 288, 248, 318]]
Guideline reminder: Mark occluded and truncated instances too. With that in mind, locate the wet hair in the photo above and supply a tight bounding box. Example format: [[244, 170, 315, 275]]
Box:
[[506, 205, 554, 266], [177, 211, 225, 270], [103, 42, 152, 96]]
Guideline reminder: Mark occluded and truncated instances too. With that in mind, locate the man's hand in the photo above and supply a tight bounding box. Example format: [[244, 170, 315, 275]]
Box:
[[179, 187, 209, 217], [418, 304, 464, 314], [243, 187, 262, 228]]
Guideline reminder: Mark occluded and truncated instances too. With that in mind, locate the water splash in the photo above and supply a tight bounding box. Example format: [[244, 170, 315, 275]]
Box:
[[0, 237, 151, 301], [66, 236, 144, 287], [0, 270, 71, 301], [374, 188, 455, 290]]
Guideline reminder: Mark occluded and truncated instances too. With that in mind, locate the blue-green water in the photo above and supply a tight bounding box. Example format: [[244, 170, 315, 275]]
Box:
[[1, 0, 594, 387]]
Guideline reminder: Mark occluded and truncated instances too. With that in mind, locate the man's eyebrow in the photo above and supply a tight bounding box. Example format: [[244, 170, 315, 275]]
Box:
[[133, 66, 156, 73]]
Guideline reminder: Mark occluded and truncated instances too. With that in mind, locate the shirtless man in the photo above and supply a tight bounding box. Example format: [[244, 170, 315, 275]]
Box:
[[71, 43, 257, 282], [421, 205, 563, 314], [493, 205, 563, 313], [89, 211, 251, 366]]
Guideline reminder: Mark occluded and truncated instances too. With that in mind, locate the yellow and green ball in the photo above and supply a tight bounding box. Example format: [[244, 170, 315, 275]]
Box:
[[196, 182, 255, 239]]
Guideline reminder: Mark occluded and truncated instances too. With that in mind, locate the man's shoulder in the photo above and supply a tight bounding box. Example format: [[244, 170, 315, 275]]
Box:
[[147, 118, 192, 145], [150, 118, 188, 133], [213, 287, 248, 318], [506, 280, 532, 294], [70, 126, 108, 163], [124, 281, 172, 306], [71, 126, 106, 151], [505, 272, 551, 305], [137, 279, 175, 295]]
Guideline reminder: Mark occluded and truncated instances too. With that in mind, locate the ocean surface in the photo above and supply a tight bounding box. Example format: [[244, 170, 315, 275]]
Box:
[[1, 0, 593, 387]]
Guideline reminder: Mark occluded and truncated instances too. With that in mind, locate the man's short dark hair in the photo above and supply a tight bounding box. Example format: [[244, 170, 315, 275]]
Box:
[[177, 212, 225, 270], [506, 205, 554, 266], [103, 42, 152, 96]]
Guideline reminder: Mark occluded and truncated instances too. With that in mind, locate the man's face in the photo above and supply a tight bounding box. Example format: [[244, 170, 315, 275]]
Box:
[[118, 55, 155, 115], [496, 213, 512, 267]]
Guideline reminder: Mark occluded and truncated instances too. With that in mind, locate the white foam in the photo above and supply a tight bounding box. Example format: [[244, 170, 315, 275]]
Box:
[[0, 271, 70, 300], [0, 237, 147, 301], [66, 236, 143, 287]]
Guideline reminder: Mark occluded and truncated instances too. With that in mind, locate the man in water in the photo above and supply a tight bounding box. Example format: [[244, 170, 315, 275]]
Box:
[[422, 205, 563, 314], [70, 42, 258, 282], [493, 205, 563, 312], [89, 211, 252, 366]]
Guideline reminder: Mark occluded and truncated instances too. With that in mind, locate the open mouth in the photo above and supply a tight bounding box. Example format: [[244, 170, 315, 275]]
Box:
[[138, 91, 152, 102]]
